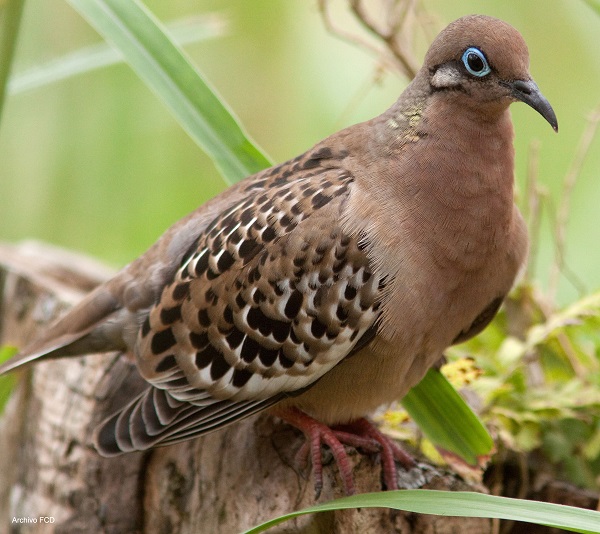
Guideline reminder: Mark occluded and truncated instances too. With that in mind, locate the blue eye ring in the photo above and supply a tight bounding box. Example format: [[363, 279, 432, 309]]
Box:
[[462, 47, 491, 77]]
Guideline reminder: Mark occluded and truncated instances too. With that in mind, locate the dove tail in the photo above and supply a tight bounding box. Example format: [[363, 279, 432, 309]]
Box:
[[0, 285, 124, 375]]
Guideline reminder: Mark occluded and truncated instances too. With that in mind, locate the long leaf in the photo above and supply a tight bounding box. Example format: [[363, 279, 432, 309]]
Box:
[[0, 346, 17, 412], [0, 0, 25, 124], [66, 0, 272, 184], [242, 490, 600, 534], [9, 13, 228, 95], [402, 369, 494, 465], [582, 0, 600, 16]]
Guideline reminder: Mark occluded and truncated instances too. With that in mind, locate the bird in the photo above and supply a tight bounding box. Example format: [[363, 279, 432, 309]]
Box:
[[0, 15, 557, 496]]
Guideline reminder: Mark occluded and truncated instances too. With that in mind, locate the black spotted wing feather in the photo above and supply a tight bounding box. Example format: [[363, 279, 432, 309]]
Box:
[[95, 154, 384, 454], [139, 168, 382, 399]]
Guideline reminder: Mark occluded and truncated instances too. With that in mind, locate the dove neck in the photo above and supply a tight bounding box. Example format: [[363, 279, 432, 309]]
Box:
[[343, 81, 518, 275]]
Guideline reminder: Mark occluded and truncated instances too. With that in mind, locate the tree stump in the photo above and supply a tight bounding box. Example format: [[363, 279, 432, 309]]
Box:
[[0, 241, 492, 533]]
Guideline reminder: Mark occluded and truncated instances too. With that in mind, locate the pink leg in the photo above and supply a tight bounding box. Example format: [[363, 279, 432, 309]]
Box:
[[333, 418, 415, 490], [278, 408, 414, 496], [281, 407, 357, 496]]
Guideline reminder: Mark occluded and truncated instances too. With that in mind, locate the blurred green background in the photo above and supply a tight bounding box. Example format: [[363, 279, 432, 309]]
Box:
[[1, 0, 599, 305]]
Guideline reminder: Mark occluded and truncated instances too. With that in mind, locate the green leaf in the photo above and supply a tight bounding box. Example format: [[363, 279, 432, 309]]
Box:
[[0, 346, 18, 412], [242, 490, 600, 534], [66, 0, 272, 184], [402, 369, 494, 465], [583, 0, 600, 17], [0, 0, 25, 124], [9, 13, 228, 95]]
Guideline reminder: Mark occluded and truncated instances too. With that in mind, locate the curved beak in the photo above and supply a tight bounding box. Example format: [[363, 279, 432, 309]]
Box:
[[508, 79, 558, 132]]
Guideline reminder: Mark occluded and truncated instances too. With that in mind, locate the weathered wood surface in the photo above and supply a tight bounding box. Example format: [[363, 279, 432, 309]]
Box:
[[0, 241, 492, 534]]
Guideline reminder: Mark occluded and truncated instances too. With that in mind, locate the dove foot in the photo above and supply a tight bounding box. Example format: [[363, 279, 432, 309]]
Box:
[[279, 407, 414, 497]]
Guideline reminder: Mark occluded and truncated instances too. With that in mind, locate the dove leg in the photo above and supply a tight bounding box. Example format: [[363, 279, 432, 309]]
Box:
[[279, 408, 414, 496], [332, 418, 415, 491]]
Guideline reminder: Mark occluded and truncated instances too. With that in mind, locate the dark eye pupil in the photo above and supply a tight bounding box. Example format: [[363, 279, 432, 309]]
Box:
[[467, 53, 484, 72]]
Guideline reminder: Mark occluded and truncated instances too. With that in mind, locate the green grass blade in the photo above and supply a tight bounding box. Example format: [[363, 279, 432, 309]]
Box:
[[582, 0, 600, 16], [66, 0, 272, 184], [242, 490, 600, 534], [9, 13, 228, 95], [0, 346, 18, 412], [402, 369, 494, 465], [0, 0, 25, 124]]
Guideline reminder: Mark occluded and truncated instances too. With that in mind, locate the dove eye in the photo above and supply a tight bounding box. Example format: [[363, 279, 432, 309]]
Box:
[[462, 47, 491, 77]]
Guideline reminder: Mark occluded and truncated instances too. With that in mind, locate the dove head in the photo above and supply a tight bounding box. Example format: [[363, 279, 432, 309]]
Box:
[[424, 15, 557, 131]]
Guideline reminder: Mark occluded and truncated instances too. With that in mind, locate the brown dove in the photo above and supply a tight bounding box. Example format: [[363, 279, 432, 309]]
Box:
[[0, 15, 557, 495]]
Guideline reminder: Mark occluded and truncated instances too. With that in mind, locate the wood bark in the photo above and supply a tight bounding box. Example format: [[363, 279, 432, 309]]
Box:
[[0, 241, 492, 534]]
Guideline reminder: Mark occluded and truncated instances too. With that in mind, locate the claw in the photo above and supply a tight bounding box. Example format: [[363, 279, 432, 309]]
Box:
[[278, 408, 415, 496], [282, 407, 356, 496], [333, 418, 415, 490]]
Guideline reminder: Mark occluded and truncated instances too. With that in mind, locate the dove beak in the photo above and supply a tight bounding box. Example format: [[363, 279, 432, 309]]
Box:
[[507, 79, 558, 132]]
